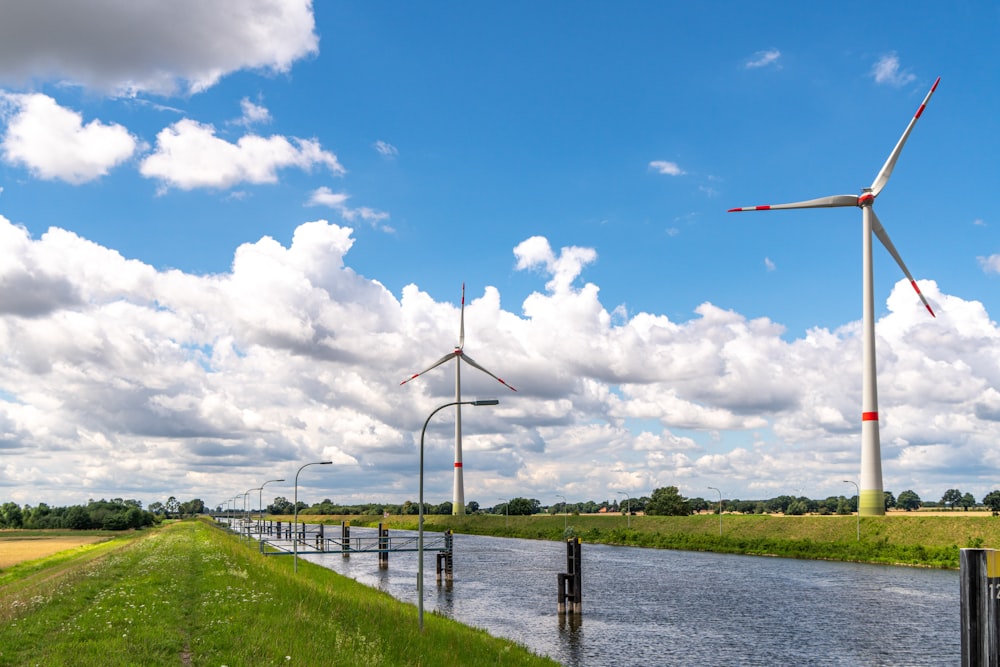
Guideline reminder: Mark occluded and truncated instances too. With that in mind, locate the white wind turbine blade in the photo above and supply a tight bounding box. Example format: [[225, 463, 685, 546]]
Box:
[[459, 282, 466, 349], [869, 77, 940, 198], [458, 351, 518, 392], [728, 194, 859, 212], [871, 210, 935, 317], [400, 351, 458, 385]]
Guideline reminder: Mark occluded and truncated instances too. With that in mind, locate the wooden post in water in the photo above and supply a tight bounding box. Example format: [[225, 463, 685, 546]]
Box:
[[316, 523, 324, 551], [961, 548, 1000, 666], [341, 521, 350, 558], [436, 530, 454, 583], [378, 523, 389, 569], [276, 521, 282, 539], [557, 537, 582, 615]]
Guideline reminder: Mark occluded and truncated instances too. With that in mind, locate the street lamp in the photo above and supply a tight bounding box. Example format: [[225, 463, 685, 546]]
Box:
[[259, 478, 284, 530], [843, 480, 860, 541], [617, 491, 631, 529], [242, 489, 255, 541], [294, 461, 333, 573], [498, 498, 510, 528], [556, 494, 567, 532], [708, 486, 722, 536], [419, 398, 499, 631]]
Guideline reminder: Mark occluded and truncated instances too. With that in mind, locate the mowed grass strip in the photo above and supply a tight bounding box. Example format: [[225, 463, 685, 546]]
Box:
[[0, 519, 557, 667]]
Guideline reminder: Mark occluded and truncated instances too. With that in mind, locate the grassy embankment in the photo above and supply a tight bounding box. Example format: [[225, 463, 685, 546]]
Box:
[[0, 519, 556, 667], [273, 511, 1000, 569]]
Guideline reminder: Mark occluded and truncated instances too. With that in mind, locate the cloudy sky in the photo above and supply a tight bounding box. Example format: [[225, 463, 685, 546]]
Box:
[[1, 1, 998, 510]]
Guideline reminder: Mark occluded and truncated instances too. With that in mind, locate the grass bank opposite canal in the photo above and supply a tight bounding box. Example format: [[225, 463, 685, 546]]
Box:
[[0, 519, 558, 667], [278, 512, 1000, 569]]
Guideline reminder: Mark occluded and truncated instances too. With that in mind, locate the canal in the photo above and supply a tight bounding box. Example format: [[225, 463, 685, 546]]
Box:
[[297, 527, 959, 666]]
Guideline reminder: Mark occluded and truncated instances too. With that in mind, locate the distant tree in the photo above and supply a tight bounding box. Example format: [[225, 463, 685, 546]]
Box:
[[645, 486, 692, 516], [960, 492, 977, 511], [941, 489, 963, 510], [883, 491, 897, 511], [897, 490, 922, 511], [65, 505, 93, 529], [148, 501, 165, 516], [688, 497, 710, 513], [465, 501, 480, 514], [165, 496, 180, 517], [983, 491, 1000, 516], [785, 500, 809, 516], [507, 497, 535, 516], [0, 502, 24, 528], [765, 495, 795, 514], [268, 496, 294, 515]]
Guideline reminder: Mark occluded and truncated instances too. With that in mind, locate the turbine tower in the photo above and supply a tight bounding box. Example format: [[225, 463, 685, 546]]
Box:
[[728, 77, 939, 516], [402, 284, 516, 515]]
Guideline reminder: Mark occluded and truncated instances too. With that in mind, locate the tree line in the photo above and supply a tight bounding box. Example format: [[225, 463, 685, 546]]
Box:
[[0, 496, 206, 530], [255, 485, 1000, 518]]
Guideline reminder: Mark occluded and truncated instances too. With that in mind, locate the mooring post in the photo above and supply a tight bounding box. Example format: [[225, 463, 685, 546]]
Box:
[[316, 523, 324, 551], [572, 537, 582, 614], [445, 530, 453, 582], [378, 523, 389, 569], [960, 548, 1000, 666], [341, 521, 350, 558], [558, 537, 582, 615], [435, 531, 454, 583], [276, 521, 282, 540]]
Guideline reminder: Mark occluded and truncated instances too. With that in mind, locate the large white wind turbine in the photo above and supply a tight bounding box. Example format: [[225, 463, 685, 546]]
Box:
[[401, 284, 516, 515], [729, 77, 939, 516]]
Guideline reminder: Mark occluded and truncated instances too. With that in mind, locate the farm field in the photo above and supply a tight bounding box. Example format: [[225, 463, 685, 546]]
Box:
[[0, 532, 111, 569]]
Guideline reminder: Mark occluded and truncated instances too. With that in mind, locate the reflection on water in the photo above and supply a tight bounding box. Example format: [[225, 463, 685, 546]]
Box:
[[298, 526, 958, 666]]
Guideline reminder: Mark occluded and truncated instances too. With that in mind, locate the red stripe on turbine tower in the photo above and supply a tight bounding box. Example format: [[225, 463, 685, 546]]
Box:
[[862, 412, 879, 421], [454, 462, 462, 467]]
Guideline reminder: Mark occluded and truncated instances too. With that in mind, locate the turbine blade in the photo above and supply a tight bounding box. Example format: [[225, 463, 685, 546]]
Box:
[[458, 351, 518, 391], [870, 77, 940, 198], [400, 352, 458, 385], [459, 283, 466, 349], [728, 195, 858, 212], [871, 210, 935, 317]]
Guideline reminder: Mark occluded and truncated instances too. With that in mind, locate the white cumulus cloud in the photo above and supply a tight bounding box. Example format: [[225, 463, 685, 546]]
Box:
[[0, 0, 318, 96], [1, 92, 137, 183], [140, 119, 344, 190]]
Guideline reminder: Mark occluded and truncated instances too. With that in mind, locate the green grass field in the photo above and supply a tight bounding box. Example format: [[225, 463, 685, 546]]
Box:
[[0, 520, 556, 667], [275, 510, 1000, 569]]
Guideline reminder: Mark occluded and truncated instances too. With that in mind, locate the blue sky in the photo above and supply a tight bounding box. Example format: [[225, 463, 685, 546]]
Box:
[[1, 1, 998, 509]]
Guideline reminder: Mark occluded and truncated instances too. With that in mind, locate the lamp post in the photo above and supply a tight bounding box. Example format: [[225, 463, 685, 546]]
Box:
[[708, 486, 722, 536], [242, 489, 255, 542], [419, 398, 499, 631], [294, 461, 333, 573], [843, 480, 861, 541], [617, 491, 631, 529], [498, 498, 510, 528], [556, 494, 567, 532], [230, 495, 241, 530], [259, 478, 284, 531]]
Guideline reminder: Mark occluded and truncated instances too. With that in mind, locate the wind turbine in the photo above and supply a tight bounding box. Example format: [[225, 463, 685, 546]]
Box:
[[401, 284, 516, 515], [728, 77, 939, 516]]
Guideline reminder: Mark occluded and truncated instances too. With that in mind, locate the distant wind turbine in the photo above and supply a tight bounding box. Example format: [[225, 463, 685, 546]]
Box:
[[401, 284, 516, 515], [728, 77, 940, 516]]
